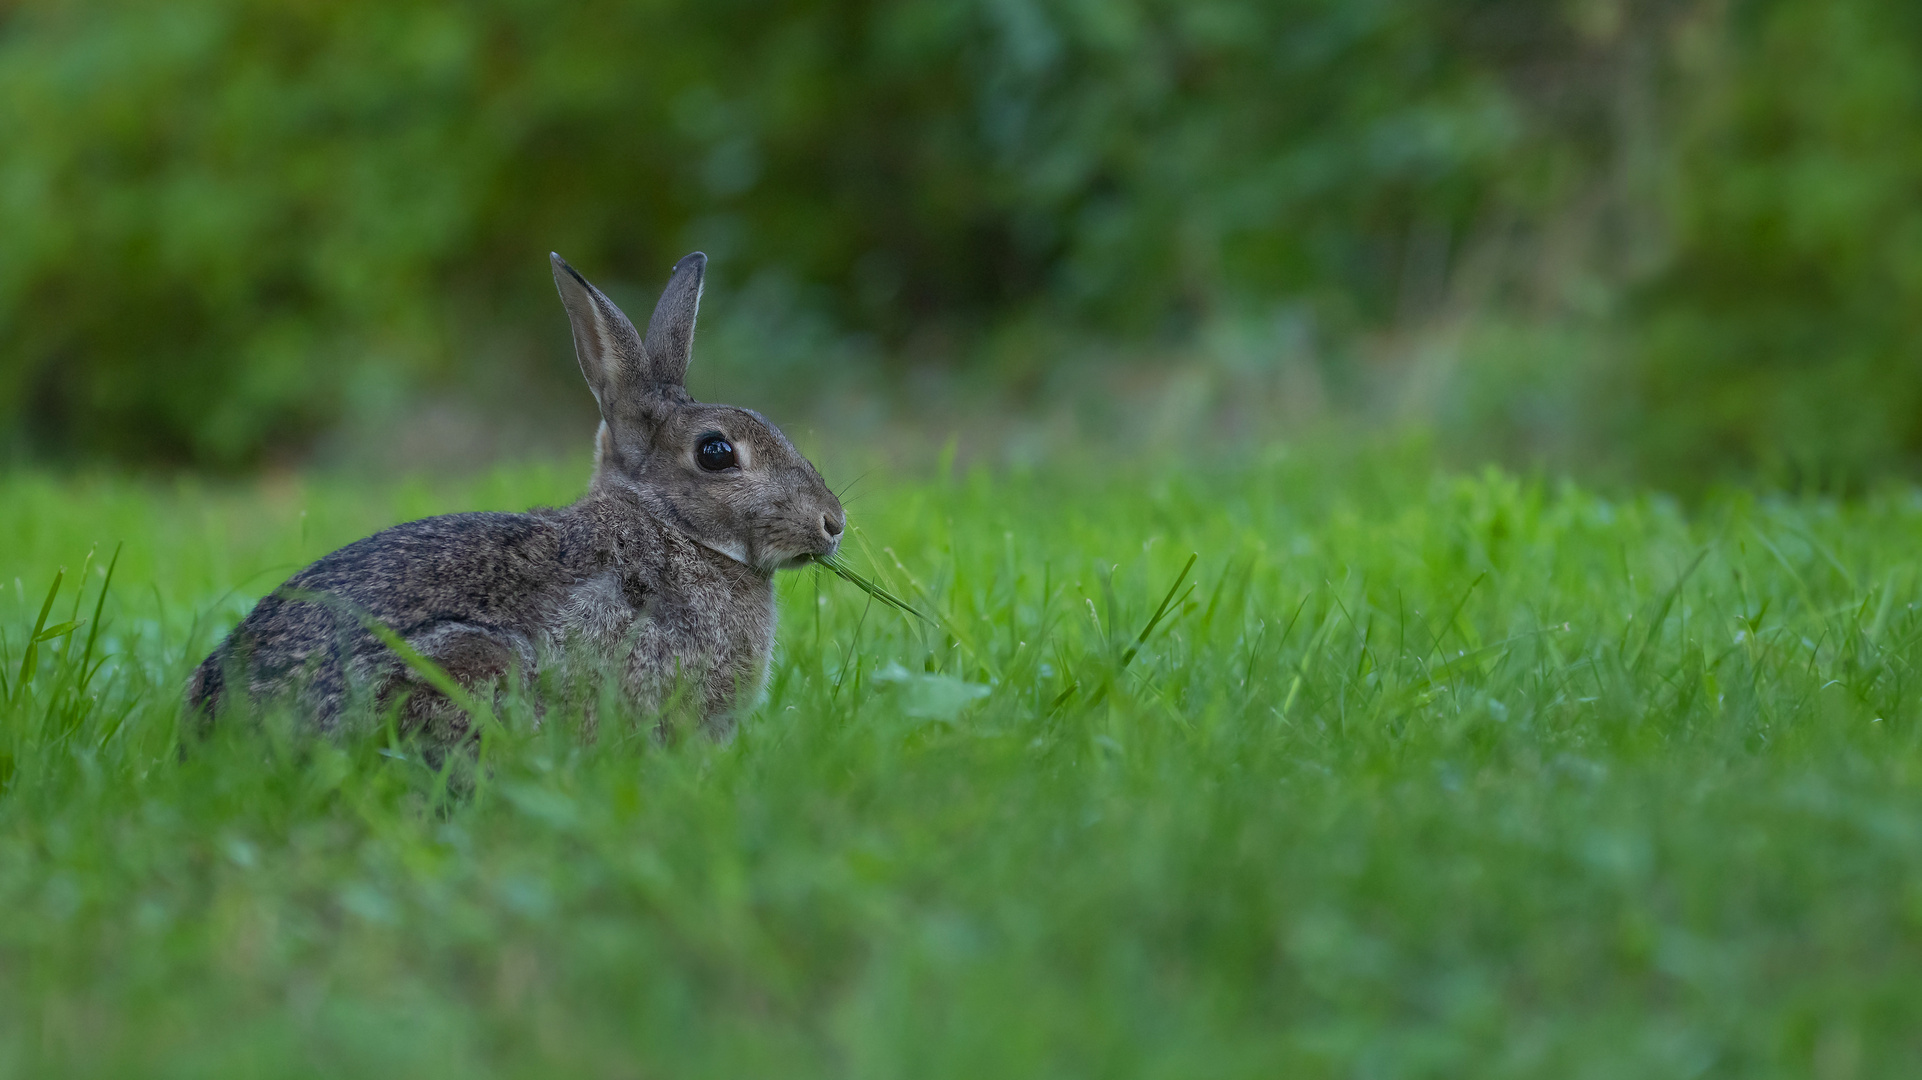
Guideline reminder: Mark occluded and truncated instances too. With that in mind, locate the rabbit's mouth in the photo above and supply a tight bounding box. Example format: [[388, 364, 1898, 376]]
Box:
[[779, 540, 844, 571], [770, 531, 842, 571], [775, 548, 834, 571], [694, 533, 835, 573]]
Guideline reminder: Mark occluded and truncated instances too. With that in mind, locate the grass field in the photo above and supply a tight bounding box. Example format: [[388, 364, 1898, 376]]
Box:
[[4, 447, 1922, 1078]]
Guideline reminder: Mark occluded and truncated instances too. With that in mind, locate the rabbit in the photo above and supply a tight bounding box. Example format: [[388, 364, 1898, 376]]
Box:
[[186, 251, 846, 739]]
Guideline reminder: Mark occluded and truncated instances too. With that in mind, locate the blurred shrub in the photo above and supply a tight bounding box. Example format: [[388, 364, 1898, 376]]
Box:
[[0, 0, 1916, 482], [0, 0, 1641, 467], [1630, 0, 1922, 488]]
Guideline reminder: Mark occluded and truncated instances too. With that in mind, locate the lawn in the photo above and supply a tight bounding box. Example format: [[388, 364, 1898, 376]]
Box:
[[3, 447, 1921, 1078]]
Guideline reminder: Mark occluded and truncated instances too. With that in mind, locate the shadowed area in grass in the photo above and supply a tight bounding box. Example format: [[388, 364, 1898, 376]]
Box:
[[3, 448, 1922, 1076]]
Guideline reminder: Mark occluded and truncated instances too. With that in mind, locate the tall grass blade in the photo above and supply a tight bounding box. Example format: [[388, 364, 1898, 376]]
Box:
[[77, 543, 122, 695], [1633, 549, 1710, 670], [1120, 553, 1198, 668], [13, 569, 64, 705]]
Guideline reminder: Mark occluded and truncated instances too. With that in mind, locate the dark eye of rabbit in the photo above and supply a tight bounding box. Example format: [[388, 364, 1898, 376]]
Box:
[[697, 434, 737, 471]]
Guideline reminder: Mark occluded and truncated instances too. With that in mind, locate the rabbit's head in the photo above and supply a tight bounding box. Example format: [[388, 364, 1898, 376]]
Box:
[[551, 252, 845, 573]]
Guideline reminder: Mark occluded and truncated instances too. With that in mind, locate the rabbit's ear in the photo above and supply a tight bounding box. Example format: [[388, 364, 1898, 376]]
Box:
[[643, 252, 706, 388], [550, 253, 648, 414]]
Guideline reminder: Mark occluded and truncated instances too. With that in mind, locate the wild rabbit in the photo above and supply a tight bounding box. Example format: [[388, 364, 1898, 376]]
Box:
[[187, 252, 845, 738]]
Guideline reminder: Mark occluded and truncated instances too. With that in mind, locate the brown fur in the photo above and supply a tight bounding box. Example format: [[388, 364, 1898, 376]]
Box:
[[187, 252, 844, 738]]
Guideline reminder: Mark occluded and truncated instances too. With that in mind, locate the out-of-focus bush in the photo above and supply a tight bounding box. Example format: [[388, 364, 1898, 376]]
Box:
[[0, 0, 1643, 466], [0, 0, 1916, 483], [1629, 0, 1922, 487]]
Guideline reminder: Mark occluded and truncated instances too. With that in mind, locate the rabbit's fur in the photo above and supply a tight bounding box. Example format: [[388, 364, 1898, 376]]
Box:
[[187, 252, 845, 738]]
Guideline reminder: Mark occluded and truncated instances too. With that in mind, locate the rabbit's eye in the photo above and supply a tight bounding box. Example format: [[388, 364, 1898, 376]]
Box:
[[697, 435, 737, 471]]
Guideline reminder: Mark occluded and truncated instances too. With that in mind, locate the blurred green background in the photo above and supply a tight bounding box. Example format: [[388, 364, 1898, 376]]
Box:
[[2, 0, 1918, 488]]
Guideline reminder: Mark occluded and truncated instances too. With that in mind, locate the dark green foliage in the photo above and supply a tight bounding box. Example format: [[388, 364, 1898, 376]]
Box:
[[1, 0, 1918, 480], [1632, 0, 1922, 487]]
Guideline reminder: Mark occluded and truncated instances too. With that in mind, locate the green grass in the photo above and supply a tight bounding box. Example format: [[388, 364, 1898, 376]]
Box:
[[4, 447, 1922, 1077]]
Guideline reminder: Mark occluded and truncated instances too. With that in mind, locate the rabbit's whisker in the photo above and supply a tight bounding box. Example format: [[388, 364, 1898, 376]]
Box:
[[835, 472, 871, 500]]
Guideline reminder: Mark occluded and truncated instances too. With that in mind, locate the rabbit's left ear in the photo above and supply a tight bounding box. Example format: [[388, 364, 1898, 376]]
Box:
[[551, 253, 650, 417], [643, 252, 706, 388]]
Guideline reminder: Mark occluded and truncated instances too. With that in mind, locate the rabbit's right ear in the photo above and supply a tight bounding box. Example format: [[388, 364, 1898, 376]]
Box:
[[643, 252, 706, 388], [550, 253, 648, 418]]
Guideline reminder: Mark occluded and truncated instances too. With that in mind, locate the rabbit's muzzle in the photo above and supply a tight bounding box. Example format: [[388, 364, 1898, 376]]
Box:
[[774, 512, 842, 569]]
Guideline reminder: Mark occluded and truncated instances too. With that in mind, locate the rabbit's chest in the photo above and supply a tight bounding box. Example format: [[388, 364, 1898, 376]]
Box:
[[548, 560, 774, 721], [549, 571, 644, 656]]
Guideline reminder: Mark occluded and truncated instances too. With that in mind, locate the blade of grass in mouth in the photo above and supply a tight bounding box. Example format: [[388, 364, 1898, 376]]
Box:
[[815, 554, 934, 626]]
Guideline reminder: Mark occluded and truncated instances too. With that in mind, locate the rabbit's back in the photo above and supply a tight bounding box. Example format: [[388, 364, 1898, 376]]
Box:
[[277, 510, 586, 626], [190, 510, 598, 727]]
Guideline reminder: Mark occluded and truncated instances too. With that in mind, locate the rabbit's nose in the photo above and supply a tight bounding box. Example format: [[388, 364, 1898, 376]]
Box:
[[822, 512, 845, 539]]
